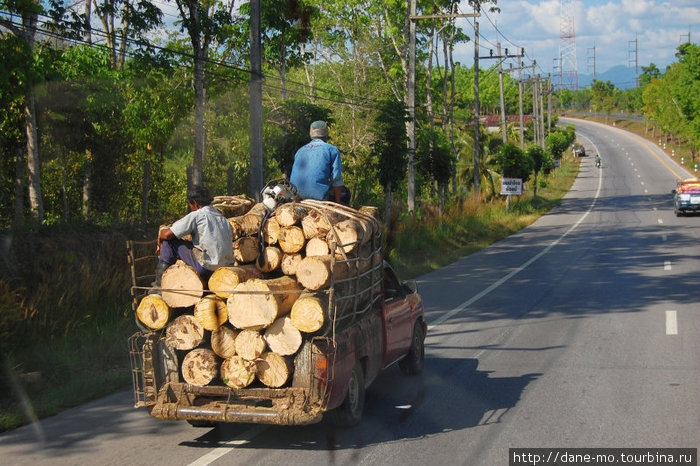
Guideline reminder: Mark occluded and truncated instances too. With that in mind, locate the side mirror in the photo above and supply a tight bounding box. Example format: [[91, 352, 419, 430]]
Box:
[[403, 280, 417, 294]]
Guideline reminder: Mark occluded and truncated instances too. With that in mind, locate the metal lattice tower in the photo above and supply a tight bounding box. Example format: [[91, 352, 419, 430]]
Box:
[[559, 0, 578, 90]]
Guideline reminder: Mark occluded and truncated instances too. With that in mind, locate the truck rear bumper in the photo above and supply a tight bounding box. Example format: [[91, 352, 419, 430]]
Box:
[[150, 383, 324, 425]]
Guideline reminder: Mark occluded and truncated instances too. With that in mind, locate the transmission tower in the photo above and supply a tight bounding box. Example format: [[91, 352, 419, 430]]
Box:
[[559, 0, 578, 90]]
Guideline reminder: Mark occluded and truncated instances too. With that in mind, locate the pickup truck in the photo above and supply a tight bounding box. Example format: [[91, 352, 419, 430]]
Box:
[[673, 178, 700, 216], [127, 201, 426, 427]]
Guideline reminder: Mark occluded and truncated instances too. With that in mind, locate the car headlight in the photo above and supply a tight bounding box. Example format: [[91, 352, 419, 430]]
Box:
[[679, 194, 691, 201]]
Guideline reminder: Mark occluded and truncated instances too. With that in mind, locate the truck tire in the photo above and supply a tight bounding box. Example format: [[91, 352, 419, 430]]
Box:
[[399, 323, 425, 376], [327, 363, 365, 427]]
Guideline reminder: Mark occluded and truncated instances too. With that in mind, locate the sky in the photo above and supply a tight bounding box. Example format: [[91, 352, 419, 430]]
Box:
[[452, 0, 700, 78]]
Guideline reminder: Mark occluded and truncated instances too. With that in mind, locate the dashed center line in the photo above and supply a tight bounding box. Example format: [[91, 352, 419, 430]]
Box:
[[666, 310, 678, 335], [664, 260, 672, 271]]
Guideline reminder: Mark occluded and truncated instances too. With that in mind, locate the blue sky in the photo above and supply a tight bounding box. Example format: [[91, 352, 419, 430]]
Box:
[[453, 0, 700, 77]]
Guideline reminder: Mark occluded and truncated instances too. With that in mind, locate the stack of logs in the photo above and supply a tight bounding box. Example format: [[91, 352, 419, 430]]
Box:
[[136, 199, 382, 390]]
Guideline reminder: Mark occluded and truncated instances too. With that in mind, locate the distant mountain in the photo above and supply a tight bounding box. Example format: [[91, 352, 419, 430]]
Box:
[[577, 65, 642, 90]]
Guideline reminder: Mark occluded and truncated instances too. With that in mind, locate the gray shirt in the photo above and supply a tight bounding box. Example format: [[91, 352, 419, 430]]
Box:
[[170, 205, 234, 270]]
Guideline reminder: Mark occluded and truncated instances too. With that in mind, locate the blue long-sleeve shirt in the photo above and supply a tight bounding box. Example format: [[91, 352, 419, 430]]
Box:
[[290, 138, 343, 200]]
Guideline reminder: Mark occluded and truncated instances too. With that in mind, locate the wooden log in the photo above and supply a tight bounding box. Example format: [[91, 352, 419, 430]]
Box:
[[280, 253, 302, 276], [305, 236, 329, 256], [358, 205, 379, 219], [290, 292, 327, 333], [136, 294, 170, 330], [262, 216, 280, 245], [230, 203, 267, 236], [227, 276, 302, 330], [295, 255, 349, 291], [227, 218, 243, 241], [256, 352, 292, 388], [166, 314, 205, 350], [234, 329, 267, 360], [193, 294, 228, 331], [208, 265, 262, 299], [233, 236, 259, 264], [211, 194, 255, 218], [220, 355, 256, 388], [278, 226, 306, 254], [161, 261, 204, 308], [274, 203, 307, 227], [211, 325, 239, 359], [264, 316, 302, 356], [181, 348, 219, 386], [256, 246, 282, 273], [328, 218, 366, 253], [301, 209, 332, 239]]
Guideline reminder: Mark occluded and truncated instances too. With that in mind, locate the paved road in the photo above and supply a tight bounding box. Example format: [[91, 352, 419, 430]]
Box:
[[1, 119, 698, 465]]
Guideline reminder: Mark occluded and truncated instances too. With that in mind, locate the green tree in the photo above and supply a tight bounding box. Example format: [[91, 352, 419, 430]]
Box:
[[526, 144, 553, 198], [494, 142, 534, 183], [590, 79, 617, 122]]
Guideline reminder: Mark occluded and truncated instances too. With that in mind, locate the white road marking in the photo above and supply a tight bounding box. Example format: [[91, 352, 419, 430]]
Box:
[[187, 425, 268, 466], [664, 261, 672, 271], [658, 219, 663, 224], [666, 310, 678, 335]]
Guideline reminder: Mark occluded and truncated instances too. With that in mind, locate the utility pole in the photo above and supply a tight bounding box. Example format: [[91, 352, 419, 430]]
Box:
[[680, 26, 691, 43], [408, 2, 477, 207], [508, 60, 529, 150], [249, 0, 263, 199], [547, 74, 552, 135], [482, 45, 524, 145], [472, 3, 481, 195]]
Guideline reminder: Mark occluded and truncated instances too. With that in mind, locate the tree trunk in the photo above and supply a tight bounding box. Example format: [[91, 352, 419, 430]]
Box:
[[278, 226, 306, 254], [211, 325, 239, 359], [280, 253, 303, 276], [161, 261, 205, 308], [166, 314, 205, 350], [295, 255, 349, 291], [221, 355, 256, 388], [193, 294, 228, 331], [256, 352, 292, 388], [290, 292, 327, 333], [256, 246, 283, 273], [233, 236, 259, 264], [264, 316, 302, 356], [136, 294, 171, 330], [275, 203, 307, 227], [208, 264, 262, 299], [234, 329, 267, 360], [181, 348, 219, 386], [227, 276, 302, 329]]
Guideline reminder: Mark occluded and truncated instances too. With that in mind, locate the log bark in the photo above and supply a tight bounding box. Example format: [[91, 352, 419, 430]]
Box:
[[301, 209, 333, 239], [278, 226, 306, 254], [230, 203, 267, 236], [220, 355, 256, 388], [211, 325, 239, 359], [193, 294, 228, 331], [290, 292, 327, 333], [233, 236, 259, 264], [161, 261, 204, 308], [181, 348, 219, 386], [211, 194, 255, 218], [234, 329, 267, 360], [208, 265, 262, 299], [227, 276, 302, 329], [166, 314, 205, 350], [256, 246, 282, 273], [295, 255, 349, 291], [275, 203, 307, 227], [305, 236, 329, 256], [136, 294, 170, 330], [280, 253, 302, 276], [256, 352, 292, 388], [264, 316, 302, 356], [262, 216, 280, 245]]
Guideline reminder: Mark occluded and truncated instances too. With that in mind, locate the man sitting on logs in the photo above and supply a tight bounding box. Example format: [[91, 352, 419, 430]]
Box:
[[290, 120, 350, 204], [154, 185, 234, 287]]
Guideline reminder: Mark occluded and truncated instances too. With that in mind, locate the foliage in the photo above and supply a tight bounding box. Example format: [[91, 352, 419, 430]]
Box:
[[371, 98, 409, 193], [494, 142, 534, 183]]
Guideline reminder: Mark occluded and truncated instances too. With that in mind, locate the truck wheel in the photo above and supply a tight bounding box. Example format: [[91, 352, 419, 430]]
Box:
[[399, 323, 425, 376], [327, 363, 365, 427]]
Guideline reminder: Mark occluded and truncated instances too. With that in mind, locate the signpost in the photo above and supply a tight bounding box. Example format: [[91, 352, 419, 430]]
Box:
[[501, 178, 522, 212]]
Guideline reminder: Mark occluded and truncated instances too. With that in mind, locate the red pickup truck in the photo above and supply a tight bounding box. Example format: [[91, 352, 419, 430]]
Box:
[[128, 202, 426, 427]]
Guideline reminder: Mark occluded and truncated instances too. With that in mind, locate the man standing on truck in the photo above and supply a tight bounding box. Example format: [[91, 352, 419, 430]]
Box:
[[290, 120, 349, 204], [153, 185, 234, 287]]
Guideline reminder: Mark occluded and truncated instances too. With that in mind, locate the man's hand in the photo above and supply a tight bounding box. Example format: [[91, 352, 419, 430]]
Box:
[[156, 226, 175, 256]]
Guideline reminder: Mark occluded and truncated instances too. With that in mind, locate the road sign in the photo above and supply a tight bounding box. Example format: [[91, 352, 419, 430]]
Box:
[[501, 177, 522, 195]]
